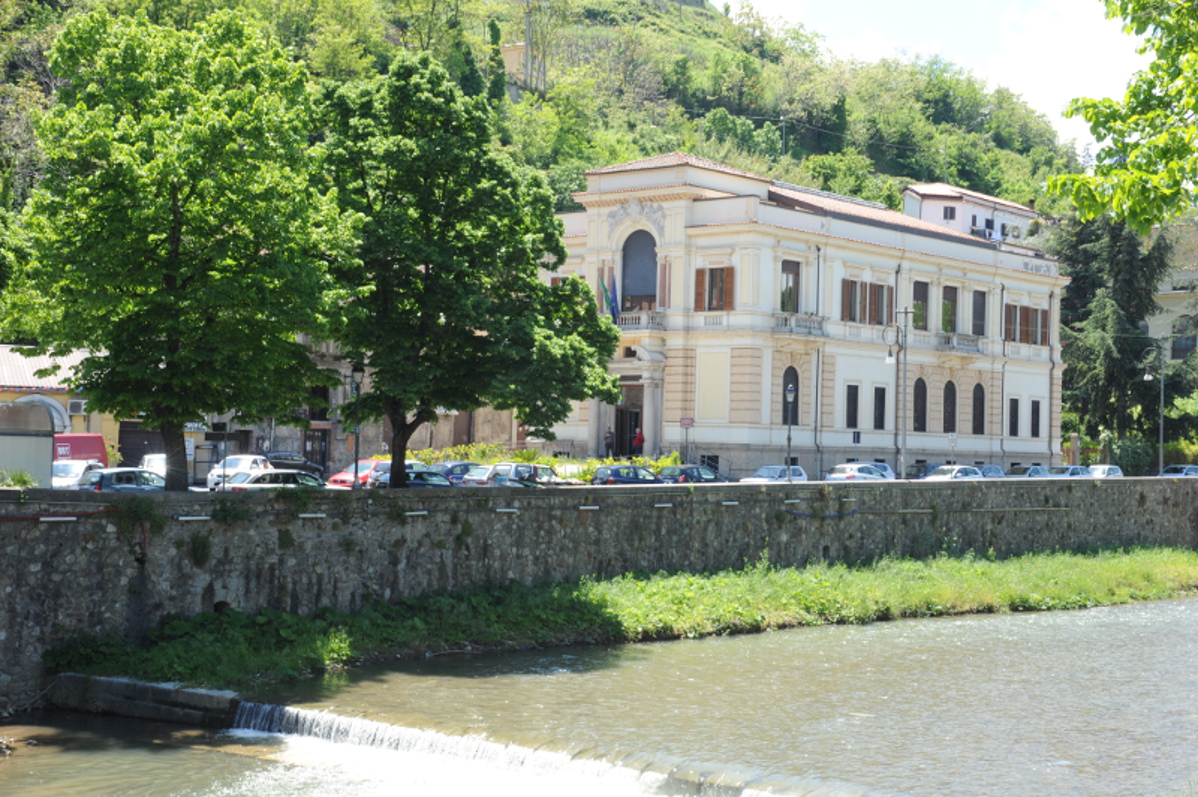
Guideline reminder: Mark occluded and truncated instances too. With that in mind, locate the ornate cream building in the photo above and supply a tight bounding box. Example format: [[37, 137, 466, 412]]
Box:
[[545, 153, 1067, 478]]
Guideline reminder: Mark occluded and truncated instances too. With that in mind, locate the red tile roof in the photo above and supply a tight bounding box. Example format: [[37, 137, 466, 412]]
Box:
[[769, 184, 984, 244], [905, 182, 1035, 213]]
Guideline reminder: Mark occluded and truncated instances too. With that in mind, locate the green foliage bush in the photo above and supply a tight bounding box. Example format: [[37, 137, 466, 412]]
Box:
[[0, 469, 36, 488]]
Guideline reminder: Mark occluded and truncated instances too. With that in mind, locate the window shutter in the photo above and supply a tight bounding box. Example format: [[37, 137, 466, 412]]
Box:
[[658, 260, 668, 310], [1039, 309, 1050, 344], [1019, 307, 1033, 343], [841, 279, 852, 320], [1004, 304, 1016, 341], [694, 268, 707, 311], [721, 267, 735, 310]]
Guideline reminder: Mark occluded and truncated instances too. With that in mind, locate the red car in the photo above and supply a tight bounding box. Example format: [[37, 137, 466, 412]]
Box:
[[327, 460, 387, 488]]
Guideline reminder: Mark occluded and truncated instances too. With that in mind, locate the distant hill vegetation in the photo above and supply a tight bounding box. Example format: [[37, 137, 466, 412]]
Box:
[[0, 0, 1081, 217]]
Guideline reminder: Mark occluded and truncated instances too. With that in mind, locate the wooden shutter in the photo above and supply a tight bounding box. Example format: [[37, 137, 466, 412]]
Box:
[[1039, 309, 1050, 345], [694, 268, 708, 311], [1019, 307, 1034, 343], [841, 279, 852, 321], [721, 266, 735, 310], [1004, 304, 1017, 341]]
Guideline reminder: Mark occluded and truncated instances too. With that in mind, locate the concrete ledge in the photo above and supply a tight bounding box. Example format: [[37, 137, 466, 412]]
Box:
[[46, 673, 240, 728]]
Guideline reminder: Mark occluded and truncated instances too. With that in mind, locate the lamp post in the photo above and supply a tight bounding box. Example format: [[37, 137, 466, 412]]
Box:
[[1142, 338, 1166, 476], [350, 365, 365, 489], [785, 381, 796, 483], [884, 308, 913, 479]]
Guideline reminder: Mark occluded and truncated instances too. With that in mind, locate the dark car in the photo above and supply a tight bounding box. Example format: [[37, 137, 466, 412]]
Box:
[[376, 470, 453, 488], [592, 465, 663, 485], [658, 465, 726, 484], [904, 462, 947, 480], [264, 451, 325, 478], [75, 467, 165, 492], [432, 461, 480, 484]]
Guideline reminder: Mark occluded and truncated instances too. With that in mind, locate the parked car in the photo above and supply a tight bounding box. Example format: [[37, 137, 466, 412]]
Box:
[[220, 469, 329, 491], [1007, 465, 1050, 478], [139, 453, 167, 477], [979, 465, 1006, 478], [923, 465, 983, 481], [825, 463, 889, 481], [364, 460, 430, 489], [461, 462, 540, 487], [1161, 464, 1198, 477], [531, 464, 582, 486], [52, 459, 103, 489], [658, 464, 726, 484], [327, 459, 388, 489], [207, 455, 272, 490], [376, 469, 453, 489], [868, 462, 897, 479], [263, 451, 325, 478], [591, 464, 663, 485], [1046, 465, 1091, 478], [432, 461, 480, 484], [738, 465, 808, 483], [904, 462, 947, 480], [75, 467, 165, 492], [1088, 464, 1124, 478]]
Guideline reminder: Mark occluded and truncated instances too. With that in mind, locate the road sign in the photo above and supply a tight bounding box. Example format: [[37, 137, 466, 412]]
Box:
[[948, 432, 958, 448], [680, 417, 694, 428]]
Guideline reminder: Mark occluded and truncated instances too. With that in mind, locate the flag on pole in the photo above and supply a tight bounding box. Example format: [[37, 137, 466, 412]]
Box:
[[609, 276, 619, 319], [599, 278, 612, 314]]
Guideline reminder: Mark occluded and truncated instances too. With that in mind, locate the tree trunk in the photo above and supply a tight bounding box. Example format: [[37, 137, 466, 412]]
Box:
[[386, 411, 419, 488], [158, 418, 190, 492]]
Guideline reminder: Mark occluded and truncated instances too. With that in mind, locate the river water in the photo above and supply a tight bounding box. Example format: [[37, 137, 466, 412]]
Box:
[[3, 598, 1198, 796]]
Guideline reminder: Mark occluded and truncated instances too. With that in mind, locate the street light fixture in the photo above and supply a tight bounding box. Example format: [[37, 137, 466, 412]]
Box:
[[350, 365, 365, 489], [883, 307, 913, 479], [785, 381, 797, 483], [1142, 337, 1166, 475]]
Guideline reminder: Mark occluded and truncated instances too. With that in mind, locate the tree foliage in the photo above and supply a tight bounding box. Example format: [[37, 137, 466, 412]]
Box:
[[319, 52, 619, 486], [1051, 1, 1198, 232], [2, 10, 355, 489]]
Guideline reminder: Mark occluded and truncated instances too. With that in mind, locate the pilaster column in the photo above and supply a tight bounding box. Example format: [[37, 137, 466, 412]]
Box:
[[643, 379, 663, 457], [587, 398, 602, 457]]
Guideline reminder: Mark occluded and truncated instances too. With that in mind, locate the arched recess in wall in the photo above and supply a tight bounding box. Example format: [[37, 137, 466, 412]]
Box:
[[943, 381, 957, 434], [781, 366, 799, 425], [972, 383, 985, 435], [621, 230, 657, 311], [15, 394, 69, 433], [913, 378, 928, 433]]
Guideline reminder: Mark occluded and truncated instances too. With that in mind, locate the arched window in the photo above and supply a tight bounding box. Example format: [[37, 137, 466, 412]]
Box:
[[972, 384, 985, 435], [913, 378, 927, 433], [943, 381, 957, 434], [781, 366, 799, 425], [621, 230, 657, 311]]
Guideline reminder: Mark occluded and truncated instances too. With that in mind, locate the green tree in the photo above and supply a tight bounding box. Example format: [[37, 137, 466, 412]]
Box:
[[2, 11, 355, 490], [319, 52, 619, 486], [1050, 1, 1198, 232]]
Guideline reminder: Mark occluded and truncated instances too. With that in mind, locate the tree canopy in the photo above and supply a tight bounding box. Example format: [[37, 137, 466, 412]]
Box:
[[1, 10, 356, 489], [1051, 1, 1198, 233], [319, 52, 620, 485]]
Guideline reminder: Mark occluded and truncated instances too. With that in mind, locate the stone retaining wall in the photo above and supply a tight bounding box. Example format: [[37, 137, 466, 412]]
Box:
[[3, 478, 1197, 712]]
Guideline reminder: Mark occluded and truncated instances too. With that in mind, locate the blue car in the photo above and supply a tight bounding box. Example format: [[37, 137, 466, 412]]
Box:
[[592, 465, 663, 485], [433, 461, 480, 484]]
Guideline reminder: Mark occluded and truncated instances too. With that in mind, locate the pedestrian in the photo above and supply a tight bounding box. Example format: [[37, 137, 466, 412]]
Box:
[[603, 426, 615, 458], [632, 427, 644, 456]]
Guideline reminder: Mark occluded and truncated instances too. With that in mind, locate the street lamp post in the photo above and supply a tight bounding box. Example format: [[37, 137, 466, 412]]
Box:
[[350, 365, 365, 489], [785, 381, 796, 483], [1143, 338, 1166, 475], [884, 308, 913, 479]]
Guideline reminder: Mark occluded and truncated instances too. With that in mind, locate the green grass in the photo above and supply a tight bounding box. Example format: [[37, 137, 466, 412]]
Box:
[[43, 548, 1198, 690]]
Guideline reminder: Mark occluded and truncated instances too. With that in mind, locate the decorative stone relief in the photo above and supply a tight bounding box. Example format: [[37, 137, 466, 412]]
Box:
[[608, 198, 665, 241]]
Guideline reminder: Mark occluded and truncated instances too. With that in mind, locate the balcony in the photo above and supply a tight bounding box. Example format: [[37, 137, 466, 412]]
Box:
[[774, 313, 826, 335], [936, 332, 981, 352], [616, 311, 665, 331]]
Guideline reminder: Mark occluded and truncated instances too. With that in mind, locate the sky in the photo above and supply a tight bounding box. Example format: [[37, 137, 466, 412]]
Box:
[[732, 0, 1151, 154]]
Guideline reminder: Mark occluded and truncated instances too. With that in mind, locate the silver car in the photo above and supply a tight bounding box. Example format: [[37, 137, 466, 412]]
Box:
[[738, 465, 809, 483]]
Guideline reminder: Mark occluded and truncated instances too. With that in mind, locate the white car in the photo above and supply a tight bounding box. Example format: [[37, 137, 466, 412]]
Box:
[[738, 465, 809, 483], [52, 459, 103, 489], [140, 453, 167, 477], [1046, 465, 1090, 478], [207, 455, 272, 490], [219, 469, 331, 491], [1088, 464, 1124, 478], [923, 465, 983, 481], [825, 463, 889, 481]]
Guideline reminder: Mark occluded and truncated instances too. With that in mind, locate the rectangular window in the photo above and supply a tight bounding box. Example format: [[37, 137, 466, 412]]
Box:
[[780, 260, 801, 313], [1009, 398, 1020, 437], [1031, 400, 1041, 438], [1004, 303, 1017, 342], [943, 206, 956, 221], [1001, 223, 1009, 239], [846, 384, 859, 429], [1019, 306, 1035, 343], [1173, 336, 1197, 360], [985, 218, 995, 231], [694, 267, 735, 311], [868, 283, 893, 326], [1040, 309, 1050, 345], [972, 291, 986, 337], [873, 386, 886, 430], [912, 281, 929, 330], [942, 286, 958, 333]]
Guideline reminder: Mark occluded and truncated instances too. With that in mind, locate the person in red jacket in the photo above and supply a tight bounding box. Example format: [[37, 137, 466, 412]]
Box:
[[632, 427, 644, 456]]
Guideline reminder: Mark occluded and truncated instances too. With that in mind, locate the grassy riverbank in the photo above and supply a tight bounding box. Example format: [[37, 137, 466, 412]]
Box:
[[45, 547, 1198, 689]]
